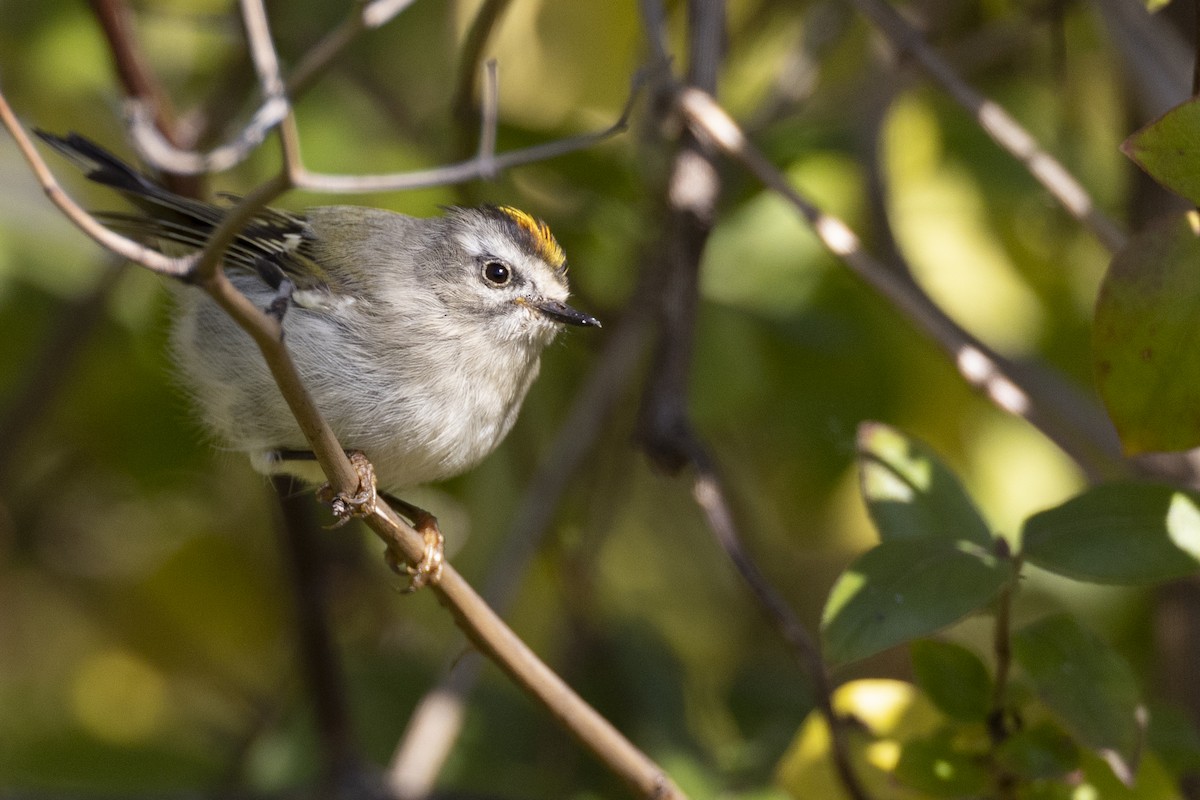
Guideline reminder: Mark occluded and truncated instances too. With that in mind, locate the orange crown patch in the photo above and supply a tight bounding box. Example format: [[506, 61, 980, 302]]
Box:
[[497, 205, 567, 273]]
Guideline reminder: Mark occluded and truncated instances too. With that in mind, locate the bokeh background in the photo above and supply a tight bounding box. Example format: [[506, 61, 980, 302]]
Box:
[[0, 0, 1192, 796]]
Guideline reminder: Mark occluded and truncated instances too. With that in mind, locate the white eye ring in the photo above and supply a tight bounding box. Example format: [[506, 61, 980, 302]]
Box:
[[482, 260, 512, 286]]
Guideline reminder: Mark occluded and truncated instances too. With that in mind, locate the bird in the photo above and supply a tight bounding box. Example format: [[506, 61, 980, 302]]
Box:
[[39, 131, 601, 582]]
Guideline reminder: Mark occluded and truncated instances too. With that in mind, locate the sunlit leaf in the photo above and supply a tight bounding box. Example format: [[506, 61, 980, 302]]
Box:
[[857, 422, 992, 545], [910, 640, 992, 722], [1013, 614, 1145, 782], [776, 679, 939, 800], [822, 539, 1010, 665], [1094, 213, 1200, 454], [1022, 483, 1200, 584], [1073, 749, 1181, 800]]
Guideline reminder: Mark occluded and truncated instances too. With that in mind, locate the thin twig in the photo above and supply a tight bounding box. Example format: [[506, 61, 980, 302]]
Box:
[[989, 564, 1017, 730], [89, 0, 172, 123], [288, 83, 640, 194], [690, 453, 869, 800], [850, 0, 1128, 254], [127, 93, 290, 175], [123, 0, 293, 176], [131, 75, 640, 192], [0, 95, 194, 276], [476, 60, 500, 178], [987, 555, 1021, 800], [239, 0, 286, 101], [450, 0, 513, 164]]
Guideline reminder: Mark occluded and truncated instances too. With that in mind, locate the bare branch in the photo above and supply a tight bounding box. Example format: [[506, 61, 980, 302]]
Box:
[[450, 0, 513, 163], [850, 0, 1128, 254], [126, 94, 290, 175], [123, 0, 295, 176], [87, 0, 176, 139], [289, 81, 639, 193], [131, 63, 638, 196], [476, 60, 500, 177], [239, 0, 286, 101], [636, 4, 874, 798], [0, 95, 194, 277]]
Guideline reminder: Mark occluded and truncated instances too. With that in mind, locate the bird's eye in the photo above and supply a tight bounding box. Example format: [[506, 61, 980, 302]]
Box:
[[482, 260, 511, 286]]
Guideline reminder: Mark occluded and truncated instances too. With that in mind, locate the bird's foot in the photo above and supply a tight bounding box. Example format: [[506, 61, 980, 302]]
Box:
[[316, 450, 378, 527], [382, 497, 445, 591]]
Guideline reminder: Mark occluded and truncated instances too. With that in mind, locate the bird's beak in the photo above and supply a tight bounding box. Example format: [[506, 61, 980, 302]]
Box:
[[529, 298, 601, 328]]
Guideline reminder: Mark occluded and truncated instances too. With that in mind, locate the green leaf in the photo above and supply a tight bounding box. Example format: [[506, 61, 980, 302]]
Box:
[[856, 422, 992, 545], [894, 731, 989, 796], [1094, 213, 1200, 454], [1012, 614, 1145, 781], [821, 539, 1010, 666], [1074, 750, 1181, 800], [1022, 483, 1200, 584], [910, 640, 992, 722], [1124, 98, 1200, 205], [994, 720, 1080, 780]]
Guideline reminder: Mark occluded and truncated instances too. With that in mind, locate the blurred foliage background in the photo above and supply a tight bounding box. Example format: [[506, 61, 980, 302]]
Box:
[[0, 0, 1195, 797]]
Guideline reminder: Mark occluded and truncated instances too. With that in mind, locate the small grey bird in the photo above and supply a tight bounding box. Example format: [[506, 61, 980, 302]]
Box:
[[40, 132, 600, 503]]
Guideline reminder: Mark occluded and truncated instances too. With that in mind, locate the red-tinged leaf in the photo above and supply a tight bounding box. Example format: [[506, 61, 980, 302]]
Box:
[[1094, 213, 1200, 455]]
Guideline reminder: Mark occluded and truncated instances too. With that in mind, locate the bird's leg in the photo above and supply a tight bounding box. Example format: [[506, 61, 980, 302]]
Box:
[[313, 450, 378, 527], [380, 494, 445, 591], [269, 448, 442, 588]]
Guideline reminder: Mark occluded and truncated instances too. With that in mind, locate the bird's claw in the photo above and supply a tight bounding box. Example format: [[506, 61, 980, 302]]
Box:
[[384, 506, 445, 591], [316, 451, 378, 527]]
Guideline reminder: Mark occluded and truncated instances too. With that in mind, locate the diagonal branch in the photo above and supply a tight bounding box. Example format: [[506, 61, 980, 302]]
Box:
[[850, 0, 1128, 254], [673, 86, 1128, 481]]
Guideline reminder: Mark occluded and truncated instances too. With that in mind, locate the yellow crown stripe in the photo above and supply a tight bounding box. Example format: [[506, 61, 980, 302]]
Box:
[[497, 205, 566, 271]]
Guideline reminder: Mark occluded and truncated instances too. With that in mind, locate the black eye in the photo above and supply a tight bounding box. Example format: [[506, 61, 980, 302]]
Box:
[[482, 260, 511, 286]]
